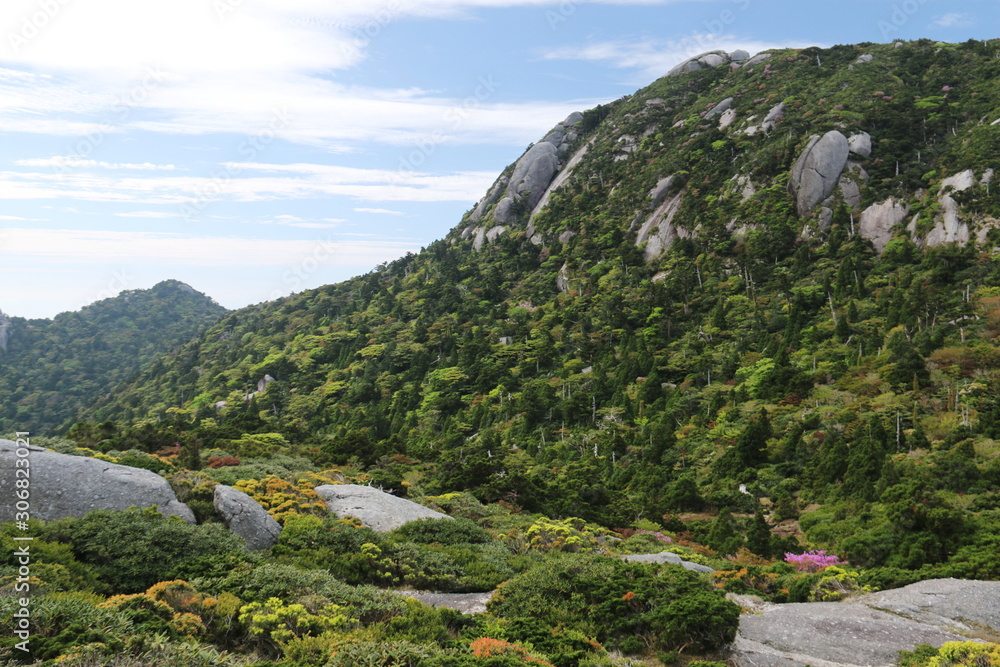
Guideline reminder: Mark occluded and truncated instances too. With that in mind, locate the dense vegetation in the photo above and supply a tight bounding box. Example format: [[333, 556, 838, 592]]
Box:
[[2, 39, 1000, 665], [0, 280, 227, 434]]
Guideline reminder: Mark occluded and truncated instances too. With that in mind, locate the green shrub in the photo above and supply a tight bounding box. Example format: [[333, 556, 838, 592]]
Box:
[[42, 507, 252, 594], [200, 562, 405, 625], [0, 592, 130, 663], [489, 554, 739, 653], [391, 518, 492, 545]]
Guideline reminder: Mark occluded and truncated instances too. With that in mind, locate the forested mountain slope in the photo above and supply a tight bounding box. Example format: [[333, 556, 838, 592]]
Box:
[[80, 40, 1000, 581], [0, 280, 228, 434]]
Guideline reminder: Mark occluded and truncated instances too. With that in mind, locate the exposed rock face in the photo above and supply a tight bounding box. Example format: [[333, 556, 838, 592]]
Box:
[[401, 591, 494, 615], [667, 50, 751, 77], [649, 175, 677, 208], [742, 52, 773, 68], [530, 140, 593, 219], [730, 579, 1000, 667], [856, 54, 874, 64], [621, 551, 715, 574], [488, 113, 583, 225], [925, 170, 975, 247], [860, 198, 909, 254], [214, 484, 281, 551], [314, 484, 453, 532], [744, 103, 784, 136], [0, 439, 195, 523], [705, 97, 734, 120], [556, 263, 571, 293], [719, 107, 738, 130], [470, 177, 509, 221], [636, 193, 687, 260], [848, 132, 872, 157], [789, 131, 851, 216]]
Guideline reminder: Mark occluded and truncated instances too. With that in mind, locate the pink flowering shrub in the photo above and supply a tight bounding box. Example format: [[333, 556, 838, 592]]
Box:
[[784, 550, 846, 572]]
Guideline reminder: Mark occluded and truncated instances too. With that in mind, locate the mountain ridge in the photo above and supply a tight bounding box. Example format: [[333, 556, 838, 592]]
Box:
[[0, 279, 228, 435], [71, 39, 1000, 582]]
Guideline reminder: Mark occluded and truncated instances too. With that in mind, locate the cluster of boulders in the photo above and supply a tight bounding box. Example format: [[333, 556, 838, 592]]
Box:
[[0, 440, 449, 552], [465, 111, 585, 247], [4, 439, 999, 664]]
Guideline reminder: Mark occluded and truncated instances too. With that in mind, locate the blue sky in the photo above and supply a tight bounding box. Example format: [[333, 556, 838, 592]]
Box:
[[1, 0, 997, 318]]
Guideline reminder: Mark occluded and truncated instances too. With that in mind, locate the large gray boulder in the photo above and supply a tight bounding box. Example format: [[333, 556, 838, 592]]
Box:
[[705, 97, 734, 120], [742, 52, 773, 68], [730, 579, 1000, 667], [213, 484, 281, 551], [315, 484, 453, 532], [667, 50, 734, 77], [0, 439, 194, 523], [925, 169, 975, 247], [848, 132, 872, 158], [649, 175, 677, 208], [859, 198, 909, 254], [789, 131, 851, 216]]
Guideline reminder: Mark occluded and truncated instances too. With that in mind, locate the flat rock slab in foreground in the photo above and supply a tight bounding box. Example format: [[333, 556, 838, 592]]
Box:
[[314, 484, 453, 532], [731, 578, 1000, 667], [0, 439, 194, 523]]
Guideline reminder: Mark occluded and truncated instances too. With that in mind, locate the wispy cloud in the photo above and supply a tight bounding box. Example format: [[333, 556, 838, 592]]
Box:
[[256, 215, 344, 229], [2, 227, 423, 267], [541, 35, 819, 83], [112, 211, 180, 218], [932, 13, 973, 28], [354, 207, 405, 216], [0, 166, 497, 204], [17, 158, 177, 171]]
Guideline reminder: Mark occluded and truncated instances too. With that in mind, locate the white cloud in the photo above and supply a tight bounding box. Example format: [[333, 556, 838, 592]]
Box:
[[354, 207, 405, 215], [1, 227, 423, 267], [932, 13, 973, 28], [17, 157, 177, 170], [0, 0, 658, 151], [0, 165, 497, 204], [542, 35, 819, 82], [112, 211, 179, 218]]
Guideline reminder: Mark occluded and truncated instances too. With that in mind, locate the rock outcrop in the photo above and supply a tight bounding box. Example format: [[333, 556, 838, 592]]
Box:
[[730, 579, 1000, 667], [705, 97, 734, 120], [213, 484, 282, 551], [314, 484, 453, 532], [621, 551, 715, 574], [924, 170, 975, 247], [636, 192, 688, 260], [529, 139, 593, 220], [400, 591, 494, 615], [789, 131, 851, 216], [667, 50, 752, 77], [848, 132, 872, 158], [486, 112, 583, 225], [0, 439, 195, 523], [860, 198, 909, 254]]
